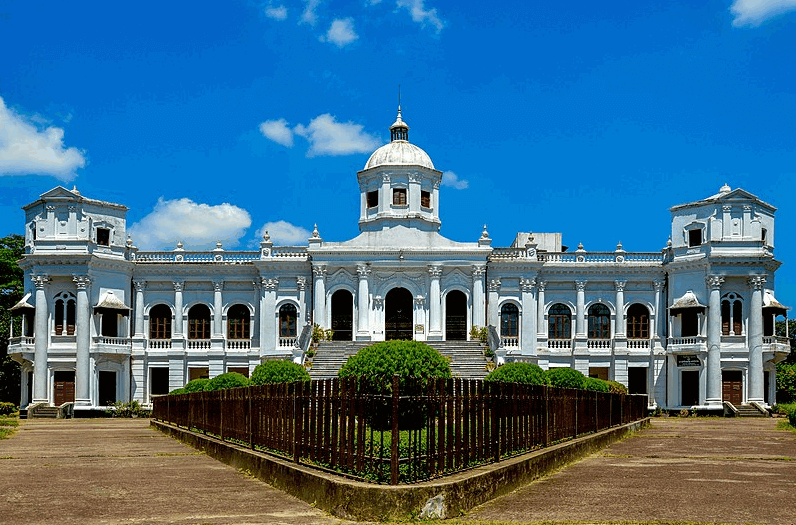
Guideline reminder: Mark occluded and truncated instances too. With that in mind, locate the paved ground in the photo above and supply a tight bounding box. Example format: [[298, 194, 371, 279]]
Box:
[[465, 417, 796, 524], [0, 418, 351, 525], [2, 417, 795, 524]]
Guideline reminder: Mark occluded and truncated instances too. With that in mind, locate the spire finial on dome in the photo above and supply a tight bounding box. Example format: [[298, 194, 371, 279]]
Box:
[[390, 94, 409, 142]]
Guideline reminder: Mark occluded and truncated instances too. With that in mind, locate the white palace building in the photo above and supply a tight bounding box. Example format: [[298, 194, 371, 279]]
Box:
[[8, 108, 791, 414]]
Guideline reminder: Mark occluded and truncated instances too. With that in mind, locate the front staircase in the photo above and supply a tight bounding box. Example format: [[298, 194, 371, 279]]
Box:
[[307, 340, 491, 380], [734, 404, 768, 417], [28, 405, 59, 419]]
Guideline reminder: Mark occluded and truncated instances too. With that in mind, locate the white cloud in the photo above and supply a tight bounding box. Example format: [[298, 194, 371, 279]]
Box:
[[259, 118, 294, 147], [0, 96, 86, 180], [322, 18, 358, 47], [442, 171, 468, 190], [730, 0, 796, 26], [293, 114, 380, 156], [129, 198, 252, 250], [255, 221, 311, 245], [264, 5, 288, 20], [396, 0, 445, 33], [300, 0, 322, 25]]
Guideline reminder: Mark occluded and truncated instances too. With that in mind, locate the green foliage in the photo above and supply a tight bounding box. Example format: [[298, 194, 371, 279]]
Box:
[[545, 367, 587, 390], [107, 400, 151, 418], [311, 324, 333, 344], [469, 325, 489, 344], [183, 378, 210, 393], [776, 403, 796, 427], [484, 362, 547, 385], [0, 234, 24, 405], [607, 380, 628, 394], [250, 359, 310, 385], [776, 320, 796, 364], [0, 401, 17, 415], [338, 340, 452, 392], [776, 362, 796, 402], [584, 377, 609, 392], [203, 372, 249, 391], [168, 388, 187, 395]]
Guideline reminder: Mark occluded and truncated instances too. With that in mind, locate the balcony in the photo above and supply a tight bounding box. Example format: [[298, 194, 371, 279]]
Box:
[[667, 335, 707, 353], [547, 338, 571, 349], [8, 336, 35, 355], [764, 336, 791, 357], [587, 339, 612, 349], [279, 337, 297, 349], [501, 336, 519, 349], [226, 339, 251, 350], [92, 336, 131, 355], [627, 338, 651, 349]]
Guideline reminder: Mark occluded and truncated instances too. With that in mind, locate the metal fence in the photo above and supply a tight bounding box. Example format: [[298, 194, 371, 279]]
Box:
[[152, 377, 647, 484]]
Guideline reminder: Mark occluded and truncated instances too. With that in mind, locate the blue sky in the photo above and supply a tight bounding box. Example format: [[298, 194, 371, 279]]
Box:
[[1, 0, 794, 307]]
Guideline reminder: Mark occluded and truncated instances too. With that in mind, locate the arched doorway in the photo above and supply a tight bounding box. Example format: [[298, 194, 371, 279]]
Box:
[[385, 287, 413, 340], [445, 290, 467, 340], [331, 290, 353, 341]]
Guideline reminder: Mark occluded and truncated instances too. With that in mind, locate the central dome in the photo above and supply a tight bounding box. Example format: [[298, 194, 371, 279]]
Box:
[[364, 141, 435, 170], [363, 106, 435, 170]]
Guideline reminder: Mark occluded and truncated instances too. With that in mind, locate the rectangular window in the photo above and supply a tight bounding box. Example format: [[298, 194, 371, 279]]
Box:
[[421, 190, 431, 208], [97, 227, 110, 246], [189, 367, 209, 381], [367, 190, 378, 208], [688, 229, 702, 247], [393, 188, 407, 206]]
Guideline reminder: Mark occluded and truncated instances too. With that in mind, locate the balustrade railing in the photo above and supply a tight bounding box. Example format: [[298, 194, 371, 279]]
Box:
[[148, 339, 172, 349], [627, 339, 651, 349], [587, 339, 612, 349], [279, 337, 297, 348], [668, 336, 705, 346], [93, 336, 131, 346], [547, 338, 572, 349], [763, 336, 790, 346], [537, 252, 663, 263], [187, 339, 211, 349], [226, 339, 251, 350], [501, 336, 519, 348], [9, 336, 35, 346]]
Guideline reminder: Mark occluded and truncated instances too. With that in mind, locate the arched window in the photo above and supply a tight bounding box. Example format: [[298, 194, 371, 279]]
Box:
[[721, 293, 743, 335], [627, 304, 649, 339], [149, 304, 172, 339], [548, 304, 572, 339], [588, 304, 611, 339], [188, 304, 211, 340], [500, 303, 519, 337], [227, 304, 250, 340], [54, 292, 76, 335], [279, 303, 297, 337]]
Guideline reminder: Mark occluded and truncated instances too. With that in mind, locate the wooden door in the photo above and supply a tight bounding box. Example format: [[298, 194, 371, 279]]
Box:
[[722, 370, 743, 405], [53, 370, 75, 406]]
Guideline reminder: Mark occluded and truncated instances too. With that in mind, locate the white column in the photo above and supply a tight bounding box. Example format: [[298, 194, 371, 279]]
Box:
[[705, 275, 724, 406], [261, 278, 278, 354], [614, 280, 626, 338], [252, 280, 261, 344], [520, 277, 537, 355], [471, 265, 486, 328], [297, 277, 308, 328], [428, 266, 443, 340], [32, 275, 50, 404], [356, 264, 371, 340], [748, 276, 766, 403], [653, 280, 664, 340], [73, 274, 92, 406], [380, 174, 391, 214], [537, 280, 547, 340], [212, 280, 223, 337], [173, 281, 184, 337], [133, 280, 145, 337], [414, 296, 426, 341], [487, 279, 500, 328], [575, 280, 587, 337], [312, 265, 327, 327]]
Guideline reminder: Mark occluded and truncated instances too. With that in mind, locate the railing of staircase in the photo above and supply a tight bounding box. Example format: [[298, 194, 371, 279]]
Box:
[[297, 323, 312, 362], [487, 325, 500, 359]]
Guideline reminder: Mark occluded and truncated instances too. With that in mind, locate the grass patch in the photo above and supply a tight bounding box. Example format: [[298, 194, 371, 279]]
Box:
[[0, 414, 20, 439], [438, 521, 763, 525], [776, 420, 796, 435]]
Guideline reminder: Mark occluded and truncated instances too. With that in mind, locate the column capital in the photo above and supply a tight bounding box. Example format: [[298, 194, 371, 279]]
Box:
[[747, 275, 766, 290], [72, 274, 91, 290], [614, 280, 627, 292], [705, 275, 725, 290], [296, 277, 308, 290], [471, 264, 486, 278], [356, 264, 372, 279], [133, 280, 146, 292], [428, 265, 443, 279], [414, 295, 426, 306], [312, 264, 327, 278], [261, 278, 279, 291], [172, 280, 184, 292], [575, 280, 588, 292], [653, 279, 665, 292], [537, 280, 548, 292], [212, 280, 224, 293], [488, 279, 501, 292], [520, 277, 536, 292], [374, 295, 384, 308], [31, 274, 51, 289]]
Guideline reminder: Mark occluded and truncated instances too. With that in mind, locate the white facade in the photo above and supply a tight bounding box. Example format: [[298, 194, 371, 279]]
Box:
[[8, 109, 790, 412]]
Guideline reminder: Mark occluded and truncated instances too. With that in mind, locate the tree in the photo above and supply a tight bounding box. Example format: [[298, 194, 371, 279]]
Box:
[[0, 234, 25, 405]]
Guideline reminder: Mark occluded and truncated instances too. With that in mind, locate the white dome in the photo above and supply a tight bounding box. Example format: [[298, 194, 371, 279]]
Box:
[[364, 141, 434, 170]]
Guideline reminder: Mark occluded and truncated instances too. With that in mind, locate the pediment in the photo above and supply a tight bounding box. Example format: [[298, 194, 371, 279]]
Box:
[[40, 186, 80, 200]]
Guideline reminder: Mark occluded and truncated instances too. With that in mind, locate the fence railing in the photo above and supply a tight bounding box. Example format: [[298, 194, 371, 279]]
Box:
[[152, 377, 647, 485]]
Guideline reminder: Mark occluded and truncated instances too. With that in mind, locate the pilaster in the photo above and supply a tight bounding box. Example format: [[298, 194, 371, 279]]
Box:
[[356, 264, 371, 340], [471, 265, 486, 329], [428, 266, 443, 340], [520, 277, 537, 355]]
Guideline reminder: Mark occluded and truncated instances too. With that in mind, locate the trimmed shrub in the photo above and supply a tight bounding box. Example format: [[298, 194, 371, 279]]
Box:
[[183, 378, 209, 393], [168, 388, 187, 395], [0, 402, 17, 415], [204, 372, 249, 391], [251, 360, 310, 385], [584, 377, 610, 392], [485, 362, 547, 385], [607, 380, 628, 394], [339, 341, 452, 430], [776, 362, 796, 402], [545, 367, 586, 390]]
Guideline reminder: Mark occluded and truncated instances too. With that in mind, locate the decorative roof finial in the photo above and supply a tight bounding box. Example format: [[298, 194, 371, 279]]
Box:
[[263, 230, 271, 242], [720, 182, 731, 194], [312, 223, 320, 239], [577, 242, 585, 251], [390, 92, 409, 142]]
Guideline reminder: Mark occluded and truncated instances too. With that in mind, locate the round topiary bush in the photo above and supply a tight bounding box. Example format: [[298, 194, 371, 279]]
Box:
[[606, 380, 628, 394], [484, 362, 547, 385], [183, 378, 209, 393], [204, 372, 250, 391], [545, 367, 586, 390], [250, 359, 310, 385], [584, 376, 609, 392], [339, 340, 452, 430], [168, 387, 187, 395]]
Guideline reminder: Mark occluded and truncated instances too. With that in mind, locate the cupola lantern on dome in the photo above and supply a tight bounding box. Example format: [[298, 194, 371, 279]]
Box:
[[390, 106, 409, 142]]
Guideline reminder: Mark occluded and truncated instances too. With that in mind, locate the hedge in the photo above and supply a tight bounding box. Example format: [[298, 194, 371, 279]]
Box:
[[485, 362, 547, 385], [203, 372, 249, 391], [251, 360, 310, 385], [545, 367, 587, 390]]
